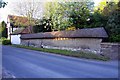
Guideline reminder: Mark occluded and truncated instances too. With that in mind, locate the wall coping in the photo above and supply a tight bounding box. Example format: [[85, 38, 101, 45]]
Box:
[[101, 42, 120, 45]]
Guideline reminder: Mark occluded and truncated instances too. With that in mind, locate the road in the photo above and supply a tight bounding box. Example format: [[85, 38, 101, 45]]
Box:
[[2, 45, 118, 78]]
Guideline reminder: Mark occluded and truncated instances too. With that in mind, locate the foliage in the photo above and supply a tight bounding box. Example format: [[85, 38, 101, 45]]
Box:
[[12, 45, 110, 61], [66, 1, 94, 29], [33, 17, 52, 33], [104, 1, 120, 42], [44, 1, 94, 30], [88, 11, 107, 28], [66, 26, 76, 31], [16, 0, 119, 42], [44, 1, 68, 31], [9, 15, 35, 27], [90, 0, 120, 42], [0, 0, 7, 8], [51, 2, 70, 30], [2, 39, 11, 45], [0, 37, 11, 45], [13, 0, 42, 26], [0, 21, 7, 38]]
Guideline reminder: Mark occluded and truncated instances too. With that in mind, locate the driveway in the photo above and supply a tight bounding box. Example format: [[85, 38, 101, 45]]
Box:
[[2, 45, 118, 78]]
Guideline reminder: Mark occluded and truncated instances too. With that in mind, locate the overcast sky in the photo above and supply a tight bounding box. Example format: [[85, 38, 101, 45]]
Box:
[[0, 0, 102, 23]]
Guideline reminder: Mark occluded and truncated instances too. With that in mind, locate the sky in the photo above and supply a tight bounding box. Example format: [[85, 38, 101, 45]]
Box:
[[0, 0, 102, 23]]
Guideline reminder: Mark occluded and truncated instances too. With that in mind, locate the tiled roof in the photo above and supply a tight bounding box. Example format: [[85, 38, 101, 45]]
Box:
[[11, 26, 34, 35], [8, 15, 35, 27], [10, 28, 25, 35]]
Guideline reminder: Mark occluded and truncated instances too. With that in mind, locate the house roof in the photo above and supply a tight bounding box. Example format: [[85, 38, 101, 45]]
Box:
[[21, 26, 34, 34], [11, 26, 34, 35], [7, 15, 35, 27], [10, 28, 25, 35], [21, 27, 108, 39]]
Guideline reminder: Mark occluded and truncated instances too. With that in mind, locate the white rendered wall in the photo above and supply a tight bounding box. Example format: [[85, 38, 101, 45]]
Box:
[[11, 35, 21, 44], [7, 23, 11, 39], [7, 22, 18, 39]]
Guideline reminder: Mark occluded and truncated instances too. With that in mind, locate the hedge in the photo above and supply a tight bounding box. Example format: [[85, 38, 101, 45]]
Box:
[[0, 37, 11, 45]]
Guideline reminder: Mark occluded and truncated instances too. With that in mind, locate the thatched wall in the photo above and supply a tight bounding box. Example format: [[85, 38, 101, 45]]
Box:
[[21, 38, 102, 53]]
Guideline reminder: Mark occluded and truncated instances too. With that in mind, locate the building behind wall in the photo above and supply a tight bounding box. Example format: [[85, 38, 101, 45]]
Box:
[[6, 15, 36, 44], [10, 26, 34, 44], [6, 15, 35, 39]]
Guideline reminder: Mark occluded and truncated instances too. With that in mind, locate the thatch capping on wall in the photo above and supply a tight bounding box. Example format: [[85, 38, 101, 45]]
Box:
[[21, 27, 108, 39]]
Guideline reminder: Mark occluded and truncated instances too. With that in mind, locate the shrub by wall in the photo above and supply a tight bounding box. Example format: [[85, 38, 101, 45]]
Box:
[[0, 37, 11, 45]]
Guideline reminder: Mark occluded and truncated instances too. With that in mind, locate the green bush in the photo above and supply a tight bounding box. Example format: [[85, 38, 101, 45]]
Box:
[[0, 37, 11, 45], [2, 39, 11, 45]]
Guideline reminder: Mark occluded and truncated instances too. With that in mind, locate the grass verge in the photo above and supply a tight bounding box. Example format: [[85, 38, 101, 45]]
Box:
[[11, 45, 110, 61]]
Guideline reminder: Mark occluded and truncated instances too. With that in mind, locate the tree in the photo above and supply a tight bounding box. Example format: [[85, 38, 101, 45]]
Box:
[[13, 0, 43, 26], [87, 10, 107, 28], [33, 17, 52, 33], [43, 1, 65, 31], [66, 1, 94, 29], [104, 1, 120, 42], [0, 0, 7, 8], [0, 21, 7, 38], [93, 0, 120, 42], [43, 0, 94, 31]]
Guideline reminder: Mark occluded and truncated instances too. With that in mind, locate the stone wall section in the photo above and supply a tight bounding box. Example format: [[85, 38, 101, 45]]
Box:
[[21, 38, 102, 53], [21, 39, 119, 60], [100, 43, 120, 60]]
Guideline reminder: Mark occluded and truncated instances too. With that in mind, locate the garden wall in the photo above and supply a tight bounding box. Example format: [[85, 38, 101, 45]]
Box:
[[21, 39, 119, 60], [21, 38, 102, 53], [100, 43, 120, 60]]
